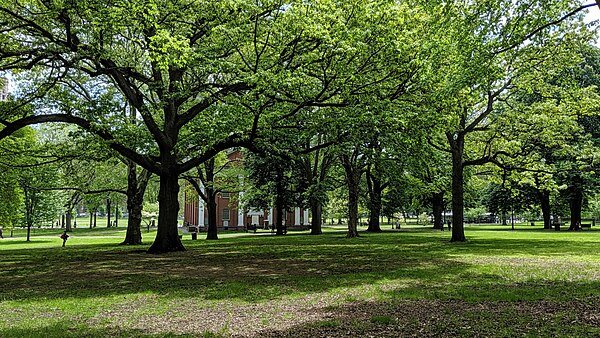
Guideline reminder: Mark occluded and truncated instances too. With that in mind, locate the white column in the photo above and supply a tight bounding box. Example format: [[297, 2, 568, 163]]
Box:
[[238, 191, 244, 227], [303, 209, 310, 225], [198, 183, 205, 227], [294, 207, 301, 226], [268, 208, 273, 225]]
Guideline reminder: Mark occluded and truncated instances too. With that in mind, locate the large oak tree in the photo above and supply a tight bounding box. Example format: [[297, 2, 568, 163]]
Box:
[[0, 0, 418, 252]]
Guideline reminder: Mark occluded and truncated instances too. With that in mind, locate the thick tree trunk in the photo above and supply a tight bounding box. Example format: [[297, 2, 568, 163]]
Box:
[[366, 170, 383, 232], [538, 190, 551, 229], [432, 192, 444, 230], [342, 155, 361, 238], [122, 165, 151, 245], [206, 191, 218, 240], [346, 178, 360, 238], [65, 212, 72, 232], [367, 201, 382, 232], [450, 134, 466, 242], [189, 159, 219, 240], [310, 200, 322, 235], [122, 202, 143, 245], [568, 185, 583, 231], [147, 174, 185, 254]]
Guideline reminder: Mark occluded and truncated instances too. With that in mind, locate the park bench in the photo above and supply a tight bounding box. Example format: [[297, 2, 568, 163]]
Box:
[[580, 223, 591, 230], [245, 224, 258, 233]]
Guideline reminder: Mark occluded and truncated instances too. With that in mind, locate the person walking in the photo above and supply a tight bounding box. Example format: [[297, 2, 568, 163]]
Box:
[[60, 231, 69, 247]]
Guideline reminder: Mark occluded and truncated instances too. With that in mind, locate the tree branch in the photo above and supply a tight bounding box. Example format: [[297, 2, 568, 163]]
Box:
[[0, 114, 160, 174], [495, 3, 597, 54]]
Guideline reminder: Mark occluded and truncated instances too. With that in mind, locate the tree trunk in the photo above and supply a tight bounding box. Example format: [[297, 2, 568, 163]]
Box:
[[121, 164, 151, 245], [122, 202, 143, 245], [366, 169, 383, 232], [89, 212, 93, 229], [106, 199, 111, 228], [93, 212, 97, 228], [449, 134, 466, 242], [346, 178, 360, 238], [341, 155, 361, 238], [310, 200, 322, 235], [66, 212, 72, 232], [538, 190, 551, 229], [206, 190, 218, 240], [115, 206, 119, 228], [147, 173, 185, 254], [367, 200, 382, 232], [25, 189, 32, 241], [432, 192, 444, 230], [26, 207, 32, 242], [61, 214, 65, 228], [568, 185, 583, 231]]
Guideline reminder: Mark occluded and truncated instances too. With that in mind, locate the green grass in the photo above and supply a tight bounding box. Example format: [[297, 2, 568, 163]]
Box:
[[0, 223, 599, 337]]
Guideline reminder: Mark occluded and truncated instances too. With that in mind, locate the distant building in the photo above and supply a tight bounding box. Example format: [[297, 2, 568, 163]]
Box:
[[183, 149, 310, 231], [0, 77, 8, 101]]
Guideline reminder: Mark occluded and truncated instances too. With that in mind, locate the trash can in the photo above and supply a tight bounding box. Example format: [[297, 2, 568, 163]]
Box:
[[191, 232, 197, 240]]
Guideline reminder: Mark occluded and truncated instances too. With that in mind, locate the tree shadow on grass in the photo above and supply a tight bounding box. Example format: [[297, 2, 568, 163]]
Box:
[[1, 231, 599, 304], [252, 296, 600, 338], [0, 239, 54, 246], [0, 234, 470, 303], [0, 322, 195, 338]]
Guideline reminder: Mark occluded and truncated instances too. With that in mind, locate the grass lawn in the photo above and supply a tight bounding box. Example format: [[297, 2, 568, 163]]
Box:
[[0, 223, 599, 337]]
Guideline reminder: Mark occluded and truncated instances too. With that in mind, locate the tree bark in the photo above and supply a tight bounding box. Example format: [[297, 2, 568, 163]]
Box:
[[341, 154, 361, 238], [346, 178, 360, 238], [66, 211, 72, 232], [26, 221, 31, 242], [106, 199, 111, 228], [568, 184, 583, 231], [538, 190, 551, 229], [310, 200, 322, 235], [147, 173, 185, 253], [89, 212, 93, 229], [206, 190, 218, 240], [24, 189, 32, 241], [366, 168, 383, 232], [121, 165, 151, 245], [449, 133, 466, 242], [122, 202, 143, 245], [115, 206, 119, 228], [203, 158, 219, 240], [432, 192, 444, 230], [93, 212, 97, 228]]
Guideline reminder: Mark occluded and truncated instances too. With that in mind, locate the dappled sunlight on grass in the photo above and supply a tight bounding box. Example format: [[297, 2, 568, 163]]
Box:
[[1, 226, 600, 336]]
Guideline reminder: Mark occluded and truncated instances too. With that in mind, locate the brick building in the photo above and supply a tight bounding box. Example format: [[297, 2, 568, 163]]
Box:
[[183, 150, 310, 231]]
